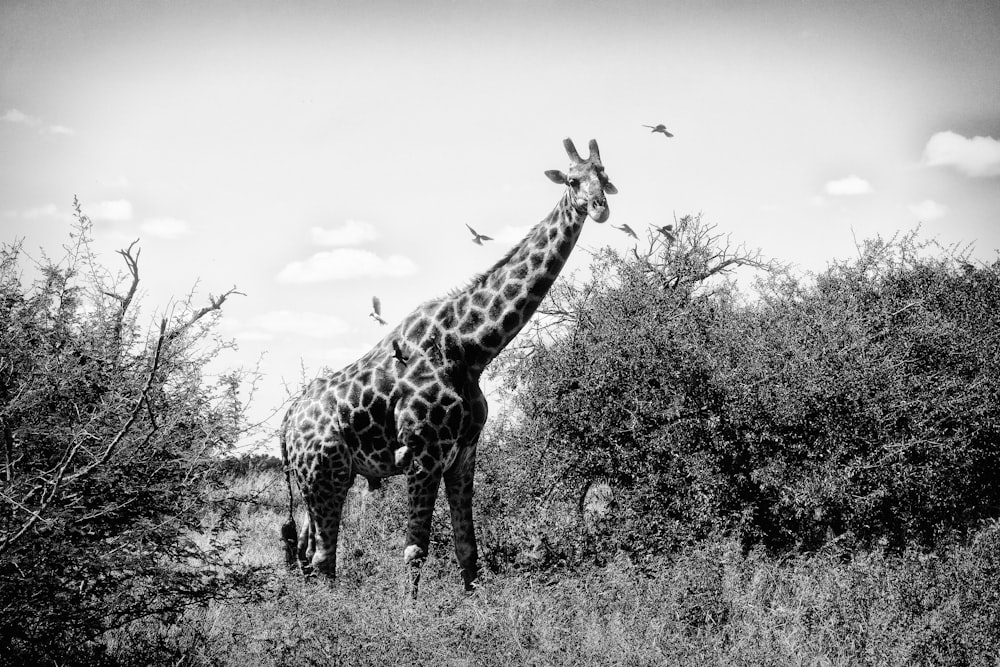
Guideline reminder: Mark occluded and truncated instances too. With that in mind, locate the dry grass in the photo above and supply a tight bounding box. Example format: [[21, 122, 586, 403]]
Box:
[[103, 470, 1000, 666]]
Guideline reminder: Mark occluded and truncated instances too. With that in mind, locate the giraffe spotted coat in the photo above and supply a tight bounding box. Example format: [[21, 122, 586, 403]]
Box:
[[281, 138, 616, 594]]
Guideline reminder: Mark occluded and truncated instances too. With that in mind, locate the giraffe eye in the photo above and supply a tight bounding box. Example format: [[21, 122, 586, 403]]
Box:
[[568, 178, 580, 189]]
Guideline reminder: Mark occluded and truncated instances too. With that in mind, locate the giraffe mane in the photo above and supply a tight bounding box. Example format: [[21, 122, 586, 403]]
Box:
[[442, 218, 547, 299], [439, 186, 579, 301]]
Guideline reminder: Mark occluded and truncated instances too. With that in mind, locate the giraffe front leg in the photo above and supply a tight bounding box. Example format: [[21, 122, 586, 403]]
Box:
[[444, 444, 479, 591], [403, 452, 443, 598]]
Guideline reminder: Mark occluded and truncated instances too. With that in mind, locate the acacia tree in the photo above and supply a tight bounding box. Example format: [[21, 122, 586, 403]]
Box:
[[490, 217, 1000, 564], [487, 214, 773, 561], [0, 202, 256, 664], [725, 234, 1000, 551]]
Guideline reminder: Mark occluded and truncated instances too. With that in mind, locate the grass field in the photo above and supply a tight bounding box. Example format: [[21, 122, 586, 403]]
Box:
[[99, 468, 1000, 666]]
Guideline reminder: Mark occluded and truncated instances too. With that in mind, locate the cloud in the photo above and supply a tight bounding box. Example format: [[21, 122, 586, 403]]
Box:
[[86, 199, 133, 222], [320, 345, 374, 367], [46, 124, 75, 136], [140, 217, 191, 239], [1, 203, 72, 221], [277, 248, 417, 283], [908, 199, 948, 221], [824, 175, 872, 196], [922, 131, 1000, 177], [2, 109, 41, 126], [251, 310, 350, 338], [234, 330, 275, 342], [100, 175, 130, 188], [493, 224, 535, 244], [310, 219, 378, 246], [22, 203, 61, 219], [2, 109, 74, 136]]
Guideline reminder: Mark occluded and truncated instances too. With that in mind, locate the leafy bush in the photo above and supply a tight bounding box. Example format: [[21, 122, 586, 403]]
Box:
[[728, 233, 1000, 551], [0, 204, 260, 664], [491, 218, 1000, 562]]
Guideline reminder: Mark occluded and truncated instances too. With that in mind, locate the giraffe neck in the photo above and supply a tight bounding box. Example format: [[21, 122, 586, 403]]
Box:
[[436, 190, 586, 375]]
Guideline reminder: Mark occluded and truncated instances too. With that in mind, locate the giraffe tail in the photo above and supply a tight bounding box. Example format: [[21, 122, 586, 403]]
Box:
[[279, 424, 298, 571]]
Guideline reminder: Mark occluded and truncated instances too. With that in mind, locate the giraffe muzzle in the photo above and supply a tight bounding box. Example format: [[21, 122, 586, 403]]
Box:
[[589, 196, 610, 223]]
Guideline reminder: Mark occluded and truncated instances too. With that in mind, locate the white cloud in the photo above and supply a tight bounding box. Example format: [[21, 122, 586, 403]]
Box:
[[310, 219, 378, 246], [1, 203, 71, 221], [22, 203, 60, 219], [46, 124, 75, 136], [251, 310, 350, 338], [140, 217, 191, 239], [3, 109, 74, 136], [320, 344, 374, 367], [100, 175, 130, 188], [824, 175, 872, 196], [276, 248, 417, 283], [235, 330, 275, 342], [493, 224, 535, 244], [2, 109, 40, 126], [87, 199, 133, 222], [908, 199, 948, 221], [922, 131, 1000, 177]]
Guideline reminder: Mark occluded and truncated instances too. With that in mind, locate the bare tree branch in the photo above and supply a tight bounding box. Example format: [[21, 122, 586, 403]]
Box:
[[164, 286, 245, 344], [101, 240, 140, 348], [1, 269, 244, 554]]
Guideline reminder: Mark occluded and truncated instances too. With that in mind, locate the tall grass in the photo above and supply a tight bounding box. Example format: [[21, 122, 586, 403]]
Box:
[[100, 469, 1000, 666]]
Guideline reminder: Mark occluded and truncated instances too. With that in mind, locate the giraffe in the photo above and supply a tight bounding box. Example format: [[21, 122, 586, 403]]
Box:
[[280, 137, 617, 594]]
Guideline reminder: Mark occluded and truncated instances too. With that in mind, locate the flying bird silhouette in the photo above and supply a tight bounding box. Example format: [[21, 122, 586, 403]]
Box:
[[466, 224, 493, 245], [369, 296, 387, 325], [643, 124, 674, 138], [654, 224, 675, 242], [613, 223, 639, 240], [392, 340, 410, 366]]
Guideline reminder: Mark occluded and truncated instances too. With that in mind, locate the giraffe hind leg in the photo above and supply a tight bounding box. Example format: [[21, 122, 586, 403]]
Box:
[[281, 516, 298, 571], [297, 516, 315, 575], [301, 476, 351, 579]]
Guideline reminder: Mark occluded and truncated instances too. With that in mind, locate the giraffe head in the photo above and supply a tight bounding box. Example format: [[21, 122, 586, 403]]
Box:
[[544, 138, 617, 223]]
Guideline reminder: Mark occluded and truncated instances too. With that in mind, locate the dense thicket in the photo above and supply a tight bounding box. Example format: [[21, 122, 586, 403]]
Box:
[[488, 216, 1000, 563], [0, 206, 257, 665]]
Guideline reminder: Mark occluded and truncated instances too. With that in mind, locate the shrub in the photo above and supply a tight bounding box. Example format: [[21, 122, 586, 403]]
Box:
[[728, 234, 1000, 551], [491, 219, 1000, 562], [0, 203, 260, 664]]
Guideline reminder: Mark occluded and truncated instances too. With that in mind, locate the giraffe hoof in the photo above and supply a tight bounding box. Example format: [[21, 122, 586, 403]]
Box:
[[403, 544, 425, 564]]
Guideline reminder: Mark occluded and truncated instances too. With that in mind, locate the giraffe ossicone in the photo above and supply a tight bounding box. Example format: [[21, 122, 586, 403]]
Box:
[[280, 137, 616, 595]]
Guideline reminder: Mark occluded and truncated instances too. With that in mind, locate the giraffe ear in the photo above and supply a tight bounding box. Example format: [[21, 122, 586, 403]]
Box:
[[603, 180, 618, 195], [545, 170, 568, 185]]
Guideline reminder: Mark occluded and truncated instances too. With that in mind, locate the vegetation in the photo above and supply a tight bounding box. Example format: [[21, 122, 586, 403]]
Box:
[[0, 204, 263, 665], [102, 468, 1000, 666], [2, 205, 998, 664], [492, 215, 1000, 561]]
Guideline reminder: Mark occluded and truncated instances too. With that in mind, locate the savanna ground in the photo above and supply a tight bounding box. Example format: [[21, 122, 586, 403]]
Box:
[[108, 461, 1000, 666], [3, 210, 999, 665]]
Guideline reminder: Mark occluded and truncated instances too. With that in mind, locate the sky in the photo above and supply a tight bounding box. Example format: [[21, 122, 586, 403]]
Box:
[[3, 0, 999, 454]]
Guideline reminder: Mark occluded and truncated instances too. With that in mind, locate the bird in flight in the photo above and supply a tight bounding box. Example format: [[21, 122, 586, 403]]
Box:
[[369, 296, 387, 325], [654, 224, 675, 242], [466, 224, 493, 245], [643, 124, 674, 138], [613, 223, 638, 240], [392, 340, 410, 366]]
